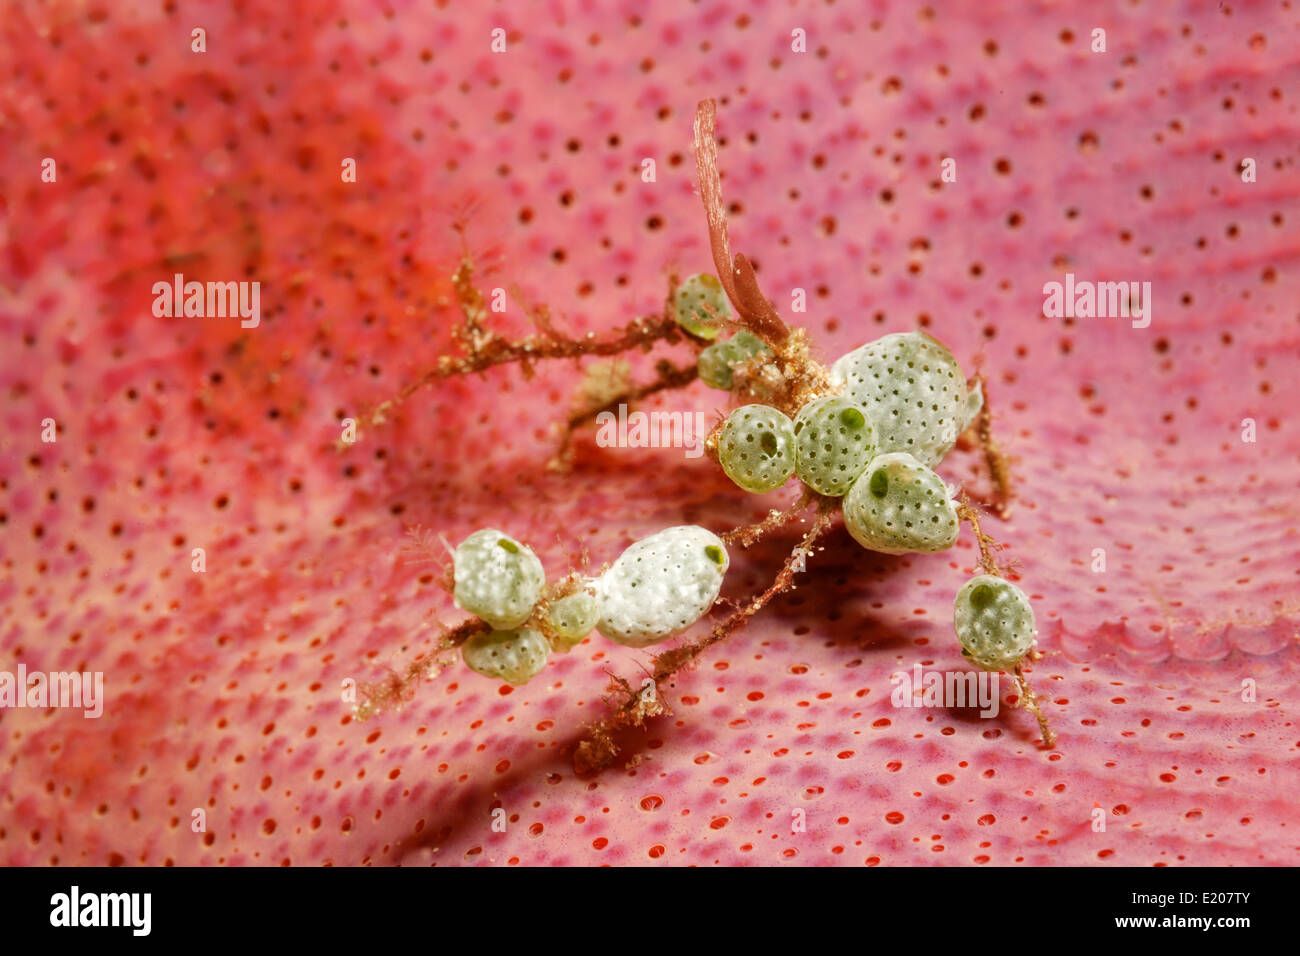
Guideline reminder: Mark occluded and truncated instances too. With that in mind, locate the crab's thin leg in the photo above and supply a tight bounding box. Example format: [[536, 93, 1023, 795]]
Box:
[[956, 492, 1009, 577], [1011, 662, 1057, 748], [549, 359, 700, 470], [347, 256, 689, 444], [973, 375, 1014, 518], [721, 490, 818, 548], [354, 617, 491, 720]]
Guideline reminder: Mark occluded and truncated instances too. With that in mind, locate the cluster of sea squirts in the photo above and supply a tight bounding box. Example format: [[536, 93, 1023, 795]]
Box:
[[450, 274, 1038, 690]]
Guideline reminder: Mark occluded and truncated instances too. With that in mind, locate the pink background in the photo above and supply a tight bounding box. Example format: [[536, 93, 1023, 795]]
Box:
[[1, 0, 1297, 865]]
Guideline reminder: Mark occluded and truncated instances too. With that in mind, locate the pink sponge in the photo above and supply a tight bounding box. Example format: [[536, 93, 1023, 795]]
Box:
[[0, 1, 1295, 866]]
